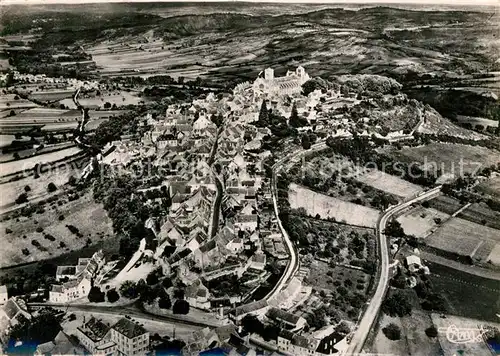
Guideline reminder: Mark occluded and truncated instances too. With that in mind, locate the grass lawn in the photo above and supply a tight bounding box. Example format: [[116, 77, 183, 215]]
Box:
[[458, 202, 500, 231], [0, 94, 39, 110], [425, 217, 499, 264], [425, 262, 500, 322], [305, 260, 372, 322], [0, 192, 114, 267], [397, 206, 450, 238], [427, 195, 464, 215], [0, 156, 88, 209], [289, 184, 379, 228], [366, 313, 409, 355], [356, 169, 423, 199], [0, 146, 82, 176], [306, 261, 371, 295], [383, 143, 500, 176], [477, 174, 500, 198]]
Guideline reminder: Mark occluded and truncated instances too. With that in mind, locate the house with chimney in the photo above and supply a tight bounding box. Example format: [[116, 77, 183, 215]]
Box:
[[76, 316, 117, 356]]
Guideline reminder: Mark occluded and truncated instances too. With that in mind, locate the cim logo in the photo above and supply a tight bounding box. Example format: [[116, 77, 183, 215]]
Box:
[[438, 324, 489, 344]]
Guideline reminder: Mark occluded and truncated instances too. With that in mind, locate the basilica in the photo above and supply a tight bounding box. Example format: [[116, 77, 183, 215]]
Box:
[[252, 66, 310, 97]]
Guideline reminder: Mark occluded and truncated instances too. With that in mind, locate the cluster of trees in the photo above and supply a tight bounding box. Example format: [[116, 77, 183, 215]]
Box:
[[295, 164, 398, 211], [254, 100, 297, 138], [326, 136, 440, 187], [289, 103, 308, 128], [88, 286, 106, 303], [382, 291, 413, 317], [241, 315, 280, 342], [301, 77, 339, 96], [405, 87, 500, 124], [7, 50, 94, 80], [414, 277, 447, 312], [7, 308, 62, 354], [93, 170, 156, 258], [334, 74, 403, 96], [90, 111, 140, 148], [382, 323, 402, 341]]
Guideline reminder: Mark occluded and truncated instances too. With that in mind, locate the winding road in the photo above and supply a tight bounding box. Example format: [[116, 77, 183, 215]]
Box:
[[266, 138, 443, 354], [345, 186, 442, 355]]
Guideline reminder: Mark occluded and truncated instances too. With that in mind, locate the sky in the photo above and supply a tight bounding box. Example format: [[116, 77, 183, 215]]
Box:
[[0, 0, 497, 5]]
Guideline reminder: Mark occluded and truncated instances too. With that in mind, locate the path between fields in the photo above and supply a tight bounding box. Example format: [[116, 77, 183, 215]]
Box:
[[420, 251, 500, 281]]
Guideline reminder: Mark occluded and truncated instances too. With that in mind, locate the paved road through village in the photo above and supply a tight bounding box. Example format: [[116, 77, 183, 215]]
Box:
[[345, 186, 442, 355]]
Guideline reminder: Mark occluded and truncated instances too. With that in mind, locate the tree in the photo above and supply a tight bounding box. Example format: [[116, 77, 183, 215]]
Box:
[[383, 323, 401, 340], [384, 219, 405, 238], [301, 134, 311, 149], [103, 102, 111, 109], [162, 277, 173, 289], [173, 287, 185, 300], [146, 270, 159, 285], [9, 110, 16, 117], [88, 286, 105, 303], [425, 326, 438, 337], [68, 175, 77, 186], [289, 103, 306, 128], [336, 321, 351, 335], [120, 280, 138, 299], [7, 310, 61, 353], [47, 182, 57, 193], [257, 100, 269, 127], [158, 294, 172, 309], [106, 288, 120, 303], [172, 299, 190, 314], [15, 193, 28, 204], [382, 291, 412, 317], [242, 314, 264, 335], [421, 293, 447, 312], [24, 185, 31, 192]]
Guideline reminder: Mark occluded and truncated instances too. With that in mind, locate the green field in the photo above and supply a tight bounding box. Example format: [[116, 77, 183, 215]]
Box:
[[383, 143, 500, 177], [426, 262, 500, 322]]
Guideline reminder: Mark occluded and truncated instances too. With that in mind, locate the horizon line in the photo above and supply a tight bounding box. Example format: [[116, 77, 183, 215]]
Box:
[[0, 0, 498, 6]]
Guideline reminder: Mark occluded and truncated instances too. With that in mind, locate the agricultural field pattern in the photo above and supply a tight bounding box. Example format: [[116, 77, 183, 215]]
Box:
[[0, 1, 499, 356]]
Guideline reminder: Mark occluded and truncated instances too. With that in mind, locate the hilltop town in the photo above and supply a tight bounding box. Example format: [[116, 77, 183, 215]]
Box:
[[1, 3, 500, 356]]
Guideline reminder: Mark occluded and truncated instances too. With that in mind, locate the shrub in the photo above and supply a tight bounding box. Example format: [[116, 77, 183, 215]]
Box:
[[44, 234, 56, 242], [162, 277, 173, 289], [22, 248, 30, 256], [36, 226, 44, 233], [146, 271, 159, 285], [120, 281, 138, 299], [5, 228, 12, 234], [106, 289, 120, 303], [59, 241, 66, 248], [15, 193, 28, 204], [24, 185, 31, 192], [31, 240, 41, 247], [172, 299, 190, 314], [382, 291, 412, 317], [88, 286, 105, 303], [158, 295, 172, 309], [58, 215, 65, 221], [68, 314, 76, 321], [425, 326, 438, 337], [68, 176, 77, 186], [47, 182, 57, 193], [383, 323, 401, 340], [66, 224, 80, 235]]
